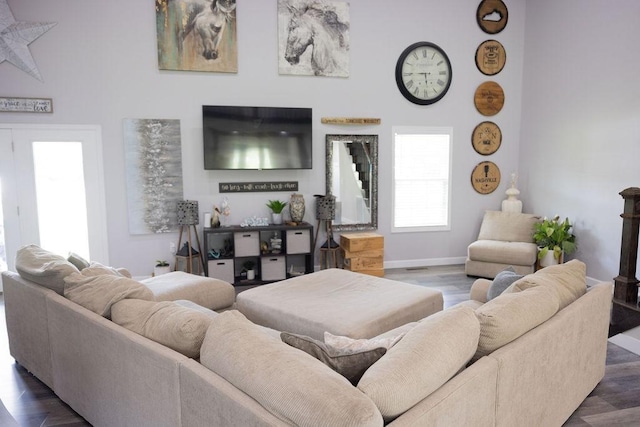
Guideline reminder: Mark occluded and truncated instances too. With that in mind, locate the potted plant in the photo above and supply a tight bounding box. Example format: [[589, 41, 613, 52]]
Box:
[[533, 216, 577, 267], [266, 200, 287, 225], [242, 260, 256, 281], [154, 260, 171, 276]]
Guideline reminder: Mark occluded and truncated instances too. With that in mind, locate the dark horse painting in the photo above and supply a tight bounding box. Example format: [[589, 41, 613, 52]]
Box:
[[279, 0, 350, 77], [156, 0, 237, 73]]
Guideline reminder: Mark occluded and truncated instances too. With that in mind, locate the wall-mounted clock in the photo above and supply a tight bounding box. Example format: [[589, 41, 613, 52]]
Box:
[[475, 40, 506, 76], [471, 161, 501, 194], [477, 0, 508, 34], [474, 81, 505, 116], [472, 121, 502, 155], [395, 42, 452, 105]]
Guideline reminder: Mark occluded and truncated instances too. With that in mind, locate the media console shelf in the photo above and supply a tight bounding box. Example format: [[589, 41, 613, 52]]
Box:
[[203, 223, 314, 286]]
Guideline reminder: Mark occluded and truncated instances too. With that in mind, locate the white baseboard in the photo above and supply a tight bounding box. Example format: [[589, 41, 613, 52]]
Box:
[[383, 257, 467, 270]]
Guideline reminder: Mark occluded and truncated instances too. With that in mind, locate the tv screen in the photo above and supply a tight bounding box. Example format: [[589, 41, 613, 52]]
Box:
[[203, 105, 313, 170]]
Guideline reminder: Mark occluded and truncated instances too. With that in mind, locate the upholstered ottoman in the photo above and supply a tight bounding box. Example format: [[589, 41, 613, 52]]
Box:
[[141, 271, 235, 311], [236, 268, 443, 340]]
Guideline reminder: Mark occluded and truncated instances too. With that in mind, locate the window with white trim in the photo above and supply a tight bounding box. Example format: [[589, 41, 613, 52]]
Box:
[[392, 126, 452, 232]]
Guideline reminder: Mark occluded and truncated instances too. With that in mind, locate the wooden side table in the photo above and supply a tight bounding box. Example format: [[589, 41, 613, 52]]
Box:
[[339, 232, 384, 277]]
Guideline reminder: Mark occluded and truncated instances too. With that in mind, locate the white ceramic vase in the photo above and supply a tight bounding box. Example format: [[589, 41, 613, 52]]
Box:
[[272, 213, 283, 225], [246, 270, 255, 280]]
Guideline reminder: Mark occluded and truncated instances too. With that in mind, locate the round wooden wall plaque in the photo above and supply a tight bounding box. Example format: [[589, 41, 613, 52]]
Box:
[[472, 121, 502, 155], [471, 161, 501, 194], [477, 0, 508, 34], [475, 40, 506, 75], [474, 81, 505, 116]]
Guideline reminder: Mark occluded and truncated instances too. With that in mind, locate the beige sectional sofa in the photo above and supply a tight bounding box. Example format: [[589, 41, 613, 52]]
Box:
[[2, 245, 612, 426]]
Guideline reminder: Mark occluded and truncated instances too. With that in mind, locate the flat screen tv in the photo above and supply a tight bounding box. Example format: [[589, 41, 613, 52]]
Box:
[[203, 105, 312, 170]]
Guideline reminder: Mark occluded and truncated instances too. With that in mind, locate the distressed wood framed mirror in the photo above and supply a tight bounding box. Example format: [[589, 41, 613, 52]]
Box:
[[325, 134, 378, 231]]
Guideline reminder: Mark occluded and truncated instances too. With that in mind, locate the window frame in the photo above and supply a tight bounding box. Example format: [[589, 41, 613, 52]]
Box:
[[391, 126, 453, 233]]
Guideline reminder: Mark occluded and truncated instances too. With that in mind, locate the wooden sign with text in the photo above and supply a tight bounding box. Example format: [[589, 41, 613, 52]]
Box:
[[0, 97, 53, 113], [321, 117, 381, 125], [219, 181, 299, 193]]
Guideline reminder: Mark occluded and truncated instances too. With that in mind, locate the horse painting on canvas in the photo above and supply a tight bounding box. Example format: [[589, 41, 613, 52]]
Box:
[[156, 0, 237, 73], [279, 0, 350, 77]]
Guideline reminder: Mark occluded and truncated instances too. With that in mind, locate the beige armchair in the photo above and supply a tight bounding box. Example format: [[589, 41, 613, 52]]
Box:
[[465, 210, 541, 279]]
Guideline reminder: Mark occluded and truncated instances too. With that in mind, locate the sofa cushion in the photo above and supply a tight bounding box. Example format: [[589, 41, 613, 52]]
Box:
[[141, 271, 235, 311], [15, 244, 79, 295], [80, 261, 124, 277], [173, 299, 219, 319], [474, 285, 559, 359], [477, 211, 540, 242], [467, 240, 538, 265], [281, 332, 387, 385], [63, 273, 154, 319], [200, 311, 383, 426], [487, 267, 523, 300], [67, 252, 90, 270], [504, 259, 587, 310], [111, 299, 214, 358], [357, 305, 480, 421]]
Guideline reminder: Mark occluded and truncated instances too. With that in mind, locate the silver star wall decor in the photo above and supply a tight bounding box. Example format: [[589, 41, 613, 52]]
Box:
[[0, 0, 56, 81]]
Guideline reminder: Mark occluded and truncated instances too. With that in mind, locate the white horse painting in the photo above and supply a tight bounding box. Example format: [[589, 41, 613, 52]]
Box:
[[278, 0, 350, 77]]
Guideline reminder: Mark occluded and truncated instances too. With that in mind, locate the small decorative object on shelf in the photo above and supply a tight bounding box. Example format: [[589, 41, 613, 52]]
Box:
[[211, 208, 221, 228], [501, 173, 522, 213], [240, 216, 270, 227], [289, 193, 305, 223], [266, 200, 287, 225], [270, 232, 282, 254], [220, 197, 230, 226], [533, 216, 577, 267], [242, 260, 256, 281]]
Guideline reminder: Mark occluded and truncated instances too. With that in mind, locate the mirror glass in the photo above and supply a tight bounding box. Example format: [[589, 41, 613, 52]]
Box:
[[325, 134, 378, 231]]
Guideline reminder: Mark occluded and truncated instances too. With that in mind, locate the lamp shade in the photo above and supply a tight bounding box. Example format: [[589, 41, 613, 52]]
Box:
[[177, 200, 199, 225], [315, 195, 336, 220]]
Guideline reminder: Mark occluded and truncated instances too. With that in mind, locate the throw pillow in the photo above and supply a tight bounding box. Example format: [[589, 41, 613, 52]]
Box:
[[487, 266, 524, 300], [357, 305, 480, 421], [281, 332, 387, 385], [63, 273, 154, 319], [15, 244, 79, 295], [111, 299, 214, 358], [324, 331, 405, 352], [67, 252, 90, 270], [474, 284, 559, 360]]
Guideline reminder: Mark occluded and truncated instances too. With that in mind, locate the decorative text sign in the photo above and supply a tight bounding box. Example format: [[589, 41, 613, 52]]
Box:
[[0, 97, 53, 113], [219, 181, 299, 193], [321, 117, 381, 125]]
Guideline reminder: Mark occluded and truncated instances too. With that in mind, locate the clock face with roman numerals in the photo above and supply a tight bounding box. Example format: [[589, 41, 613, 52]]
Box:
[[395, 42, 452, 105]]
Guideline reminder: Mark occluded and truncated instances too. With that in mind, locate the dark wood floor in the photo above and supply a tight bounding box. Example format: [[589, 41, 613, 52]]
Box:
[[1, 266, 640, 426]]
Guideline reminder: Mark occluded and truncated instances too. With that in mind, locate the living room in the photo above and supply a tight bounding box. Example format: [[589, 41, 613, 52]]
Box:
[[0, 0, 636, 286], [1, 1, 640, 425]]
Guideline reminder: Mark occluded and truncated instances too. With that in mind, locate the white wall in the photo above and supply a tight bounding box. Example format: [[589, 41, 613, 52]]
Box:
[[0, 0, 526, 275], [520, 0, 640, 281]]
